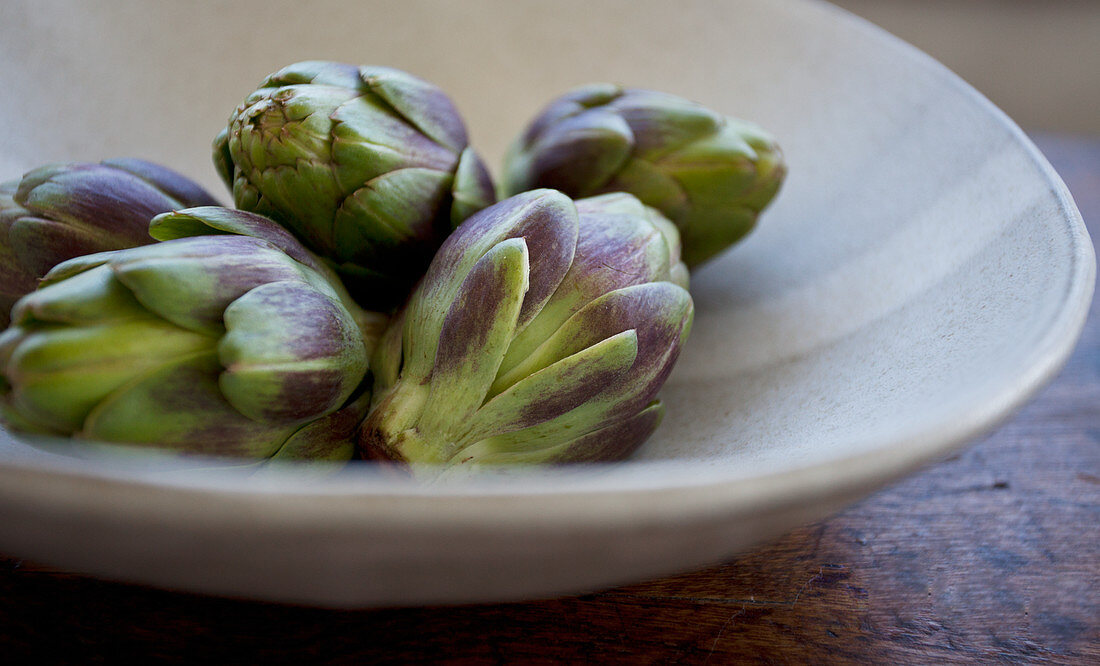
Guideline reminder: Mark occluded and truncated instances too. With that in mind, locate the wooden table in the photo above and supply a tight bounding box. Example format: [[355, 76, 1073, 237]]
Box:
[[1, 134, 1096, 663]]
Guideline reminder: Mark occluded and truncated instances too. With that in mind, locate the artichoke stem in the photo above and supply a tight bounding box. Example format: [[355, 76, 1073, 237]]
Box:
[[391, 427, 454, 466], [361, 379, 449, 463]]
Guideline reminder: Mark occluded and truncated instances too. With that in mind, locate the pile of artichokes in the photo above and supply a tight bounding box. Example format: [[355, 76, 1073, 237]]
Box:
[[0, 61, 784, 471]]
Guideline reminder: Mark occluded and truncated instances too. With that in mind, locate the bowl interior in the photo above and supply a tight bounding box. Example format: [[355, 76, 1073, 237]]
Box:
[[0, 0, 1091, 488]]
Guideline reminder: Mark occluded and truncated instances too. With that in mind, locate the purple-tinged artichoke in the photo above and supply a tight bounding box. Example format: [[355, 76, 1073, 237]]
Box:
[[0, 159, 220, 326], [0, 214, 373, 460], [214, 61, 496, 309], [502, 84, 786, 267], [360, 189, 693, 468]]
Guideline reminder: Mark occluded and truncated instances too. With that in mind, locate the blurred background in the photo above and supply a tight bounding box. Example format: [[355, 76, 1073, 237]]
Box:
[[832, 0, 1099, 134], [3, 0, 1095, 192]]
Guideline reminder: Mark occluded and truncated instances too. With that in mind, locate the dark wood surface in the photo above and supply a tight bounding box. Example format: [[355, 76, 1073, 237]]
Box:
[[1, 134, 1096, 663]]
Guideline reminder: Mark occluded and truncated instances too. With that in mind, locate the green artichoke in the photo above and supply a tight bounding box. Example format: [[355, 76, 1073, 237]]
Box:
[[502, 84, 786, 267], [0, 159, 220, 326], [361, 189, 693, 468], [214, 61, 496, 308], [0, 215, 372, 460]]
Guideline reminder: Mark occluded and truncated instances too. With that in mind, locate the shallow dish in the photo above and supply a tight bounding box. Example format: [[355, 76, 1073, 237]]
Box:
[[0, 0, 1092, 606]]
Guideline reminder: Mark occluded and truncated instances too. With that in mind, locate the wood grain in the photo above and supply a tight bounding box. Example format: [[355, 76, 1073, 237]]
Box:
[[0, 134, 1096, 663]]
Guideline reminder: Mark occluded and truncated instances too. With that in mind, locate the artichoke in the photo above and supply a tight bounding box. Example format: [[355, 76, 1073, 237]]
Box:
[[502, 84, 786, 267], [214, 61, 496, 308], [0, 217, 373, 460], [360, 189, 693, 468], [0, 159, 220, 325]]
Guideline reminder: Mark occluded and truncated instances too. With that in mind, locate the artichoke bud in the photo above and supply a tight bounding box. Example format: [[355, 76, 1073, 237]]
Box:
[[0, 160, 220, 325], [0, 234, 370, 460], [360, 190, 694, 469], [215, 61, 497, 309], [503, 84, 786, 268]]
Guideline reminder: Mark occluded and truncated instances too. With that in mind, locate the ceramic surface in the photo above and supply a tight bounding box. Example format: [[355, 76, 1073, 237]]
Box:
[[0, 0, 1092, 606]]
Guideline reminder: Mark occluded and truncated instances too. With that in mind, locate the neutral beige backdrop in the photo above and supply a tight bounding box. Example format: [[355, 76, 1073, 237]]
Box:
[[833, 0, 1100, 134], [3, 0, 1094, 194]]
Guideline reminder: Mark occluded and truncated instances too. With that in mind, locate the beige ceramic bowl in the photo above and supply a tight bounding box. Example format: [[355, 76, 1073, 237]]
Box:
[[0, 0, 1093, 606]]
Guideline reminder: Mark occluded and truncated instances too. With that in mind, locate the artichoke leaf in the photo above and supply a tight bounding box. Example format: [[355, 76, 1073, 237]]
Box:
[[218, 281, 368, 424], [465, 329, 638, 444], [81, 350, 295, 459], [109, 236, 311, 335], [417, 237, 529, 437], [7, 321, 214, 433]]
